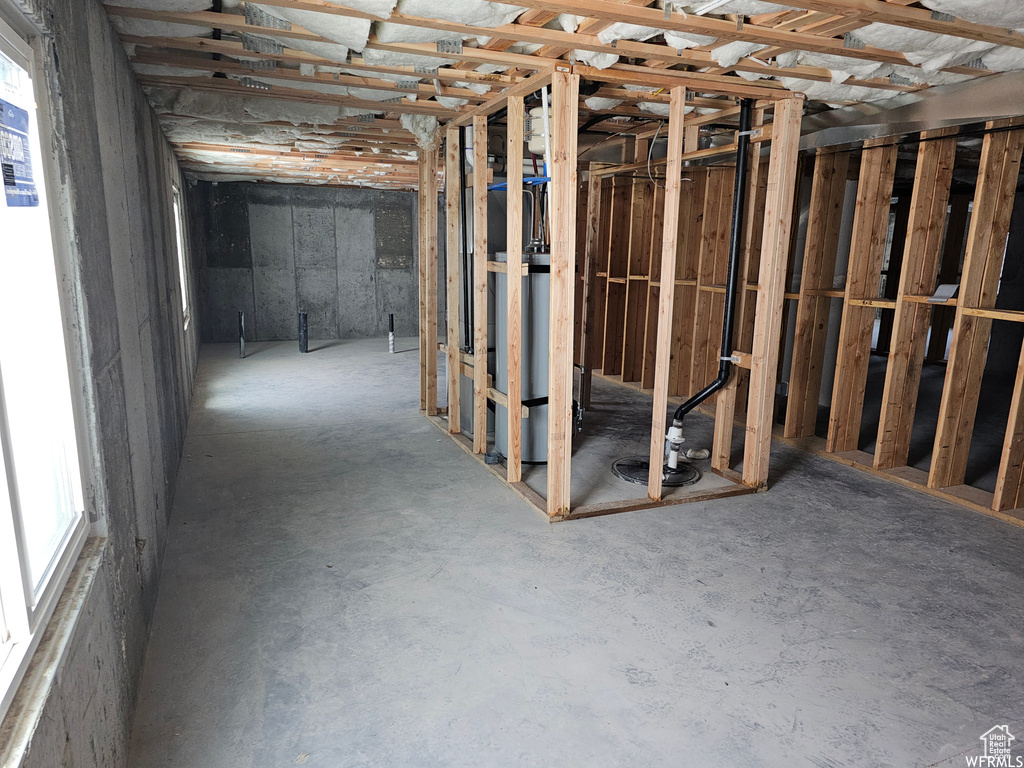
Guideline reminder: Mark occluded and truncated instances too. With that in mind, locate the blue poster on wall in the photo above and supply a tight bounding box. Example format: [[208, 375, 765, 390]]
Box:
[[0, 98, 38, 207]]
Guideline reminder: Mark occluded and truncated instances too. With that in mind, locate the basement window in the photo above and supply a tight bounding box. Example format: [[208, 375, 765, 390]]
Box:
[[172, 186, 190, 327], [0, 17, 87, 722]]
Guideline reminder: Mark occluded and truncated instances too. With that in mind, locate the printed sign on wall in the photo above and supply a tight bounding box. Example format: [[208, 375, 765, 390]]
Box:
[[0, 98, 38, 207]]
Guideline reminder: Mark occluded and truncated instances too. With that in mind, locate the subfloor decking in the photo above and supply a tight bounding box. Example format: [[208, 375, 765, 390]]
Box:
[[129, 339, 1024, 767]]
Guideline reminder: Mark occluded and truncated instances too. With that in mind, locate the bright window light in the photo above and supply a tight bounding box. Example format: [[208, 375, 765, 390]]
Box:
[[0, 17, 87, 723], [172, 187, 190, 327]]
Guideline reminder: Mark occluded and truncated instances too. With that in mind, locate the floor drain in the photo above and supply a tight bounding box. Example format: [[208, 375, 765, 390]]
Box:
[[611, 456, 701, 487]]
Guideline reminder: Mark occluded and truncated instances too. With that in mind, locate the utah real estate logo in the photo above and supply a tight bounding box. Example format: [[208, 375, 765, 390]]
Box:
[[967, 726, 1022, 767]]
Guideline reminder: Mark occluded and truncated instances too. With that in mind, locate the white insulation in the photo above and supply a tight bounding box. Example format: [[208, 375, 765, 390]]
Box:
[[376, 0, 524, 44], [400, 112, 439, 149]]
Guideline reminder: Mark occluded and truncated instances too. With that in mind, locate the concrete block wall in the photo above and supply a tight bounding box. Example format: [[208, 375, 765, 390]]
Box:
[[0, 0, 198, 764], [195, 183, 422, 343]]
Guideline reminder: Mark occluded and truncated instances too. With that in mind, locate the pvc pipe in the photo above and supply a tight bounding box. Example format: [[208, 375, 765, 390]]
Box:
[[541, 86, 553, 238], [238, 310, 245, 359], [388, 313, 395, 353], [298, 312, 308, 353]]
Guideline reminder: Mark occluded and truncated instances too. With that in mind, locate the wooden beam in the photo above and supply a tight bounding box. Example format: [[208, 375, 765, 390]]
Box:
[[930, 120, 1024, 489], [448, 67, 556, 128], [134, 72, 454, 116], [546, 71, 580, 518], [825, 141, 898, 453], [756, 0, 1024, 50], [512, 0, 968, 70], [472, 115, 489, 454], [647, 87, 688, 500], [444, 127, 461, 435], [784, 149, 850, 439], [127, 48, 489, 103], [714, 107, 769, 469], [418, 156, 428, 411], [423, 145, 440, 416], [579, 168, 604, 409], [995, 344, 1024, 511], [874, 131, 957, 470], [506, 95, 525, 483], [742, 96, 805, 489]]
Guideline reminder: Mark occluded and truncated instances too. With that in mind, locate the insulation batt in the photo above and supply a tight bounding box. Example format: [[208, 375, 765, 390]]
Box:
[[693, 0, 793, 13], [775, 50, 892, 84], [920, 0, 1024, 28], [101, 0, 207, 10], [360, 49, 455, 68], [133, 63, 210, 78], [663, 30, 716, 51], [712, 40, 766, 67], [888, 64, 973, 85], [851, 23, 993, 72], [400, 113, 440, 149], [341, 68, 421, 84], [274, 38, 351, 67], [557, 14, 583, 32], [638, 101, 694, 116], [252, 3, 376, 51], [983, 46, 1024, 73], [584, 96, 624, 111], [435, 95, 469, 108], [781, 77, 895, 107], [108, 16, 212, 37], [573, 50, 620, 69], [376, 0, 524, 43], [596, 22, 663, 45]]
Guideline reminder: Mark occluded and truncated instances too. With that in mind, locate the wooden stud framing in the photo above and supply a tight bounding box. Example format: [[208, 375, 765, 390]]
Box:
[[647, 87, 688, 499], [874, 131, 957, 469], [418, 156, 428, 411], [930, 121, 1024, 489], [472, 116, 489, 454], [713, 108, 769, 471], [506, 96, 525, 482], [546, 71, 580, 518], [742, 96, 805, 489], [995, 344, 1024, 511], [423, 145, 440, 416], [445, 127, 462, 434], [579, 168, 604, 409], [784, 149, 851, 438], [825, 141, 898, 453]]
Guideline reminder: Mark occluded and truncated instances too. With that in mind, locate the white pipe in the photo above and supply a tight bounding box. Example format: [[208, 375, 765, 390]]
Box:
[[541, 86, 553, 244]]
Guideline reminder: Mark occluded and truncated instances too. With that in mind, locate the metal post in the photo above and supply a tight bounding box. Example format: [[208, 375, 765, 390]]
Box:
[[388, 313, 396, 353], [238, 310, 245, 359], [298, 312, 308, 353]]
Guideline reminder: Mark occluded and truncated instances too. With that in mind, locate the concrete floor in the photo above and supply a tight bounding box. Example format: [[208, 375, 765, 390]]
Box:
[[129, 339, 1024, 768]]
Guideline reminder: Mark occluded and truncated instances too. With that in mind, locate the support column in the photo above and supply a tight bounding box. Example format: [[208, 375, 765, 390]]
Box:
[[472, 116, 488, 454], [874, 131, 957, 469], [784, 150, 851, 438], [546, 70, 579, 517], [423, 145, 439, 416], [741, 96, 805, 489], [506, 96, 524, 482], [647, 87, 688, 499], [444, 128, 461, 433], [826, 141, 898, 453]]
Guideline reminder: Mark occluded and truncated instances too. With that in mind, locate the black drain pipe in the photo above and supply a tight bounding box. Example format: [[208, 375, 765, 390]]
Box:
[[460, 124, 472, 351], [667, 99, 754, 447]]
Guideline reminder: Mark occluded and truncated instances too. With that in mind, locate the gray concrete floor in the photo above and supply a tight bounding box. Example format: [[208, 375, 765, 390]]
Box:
[[129, 339, 1024, 768]]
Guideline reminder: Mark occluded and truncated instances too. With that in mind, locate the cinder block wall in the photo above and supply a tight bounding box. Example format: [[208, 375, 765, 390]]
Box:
[[194, 182, 422, 342], [0, 0, 199, 765]]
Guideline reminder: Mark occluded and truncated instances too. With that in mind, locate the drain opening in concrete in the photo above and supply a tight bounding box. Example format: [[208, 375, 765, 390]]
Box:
[[611, 457, 701, 487]]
